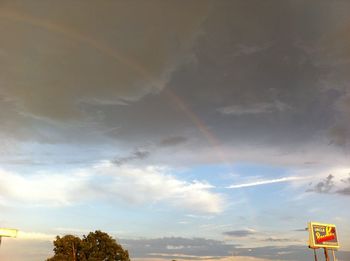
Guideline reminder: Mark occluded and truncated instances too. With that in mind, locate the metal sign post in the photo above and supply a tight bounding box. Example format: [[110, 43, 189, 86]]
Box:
[[324, 248, 329, 261], [332, 249, 337, 261]]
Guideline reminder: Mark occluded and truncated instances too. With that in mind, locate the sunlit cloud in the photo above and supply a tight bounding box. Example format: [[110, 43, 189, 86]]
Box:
[[0, 163, 224, 213], [92, 162, 225, 213], [0, 169, 85, 206]]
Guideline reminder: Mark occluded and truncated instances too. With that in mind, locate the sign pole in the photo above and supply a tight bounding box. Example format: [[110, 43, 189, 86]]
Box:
[[331, 249, 336, 261], [313, 248, 318, 261], [324, 248, 330, 261]]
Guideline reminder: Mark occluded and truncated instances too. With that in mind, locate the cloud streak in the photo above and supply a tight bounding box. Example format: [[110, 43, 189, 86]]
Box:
[[227, 176, 303, 189]]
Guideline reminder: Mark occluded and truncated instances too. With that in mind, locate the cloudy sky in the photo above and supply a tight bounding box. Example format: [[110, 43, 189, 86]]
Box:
[[0, 0, 350, 260]]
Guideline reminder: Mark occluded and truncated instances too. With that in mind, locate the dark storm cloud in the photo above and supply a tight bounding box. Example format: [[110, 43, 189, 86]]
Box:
[[1, 0, 350, 166], [95, 0, 350, 153], [167, 0, 350, 149], [0, 0, 210, 120], [223, 229, 255, 237]]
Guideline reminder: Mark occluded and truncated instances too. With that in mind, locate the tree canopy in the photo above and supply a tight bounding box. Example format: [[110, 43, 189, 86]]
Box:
[[47, 230, 130, 261]]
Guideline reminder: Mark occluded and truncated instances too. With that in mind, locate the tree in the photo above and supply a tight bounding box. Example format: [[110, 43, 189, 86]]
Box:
[[80, 231, 130, 261], [47, 235, 81, 261], [47, 231, 130, 261]]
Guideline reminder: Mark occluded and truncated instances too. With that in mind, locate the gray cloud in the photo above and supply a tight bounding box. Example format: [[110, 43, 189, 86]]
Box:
[[337, 187, 350, 195], [120, 237, 350, 261], [307, 174, 335, 194], [218, 101, 290, 116], [232, 43, 272, 57], [159, 136, 188, 147], [262, 237, 297, 243], [223, 229, 255, 237], [121, 237, 236, 258], [111, 135, 188, 166], [337, 174, 350, 195], [293, 228, 307, 232], [307, 174, 350, 196], [112, 149, 151, 166]]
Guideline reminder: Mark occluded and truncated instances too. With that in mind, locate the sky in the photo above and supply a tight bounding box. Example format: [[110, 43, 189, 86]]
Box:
[[0, 0, 350, 260]]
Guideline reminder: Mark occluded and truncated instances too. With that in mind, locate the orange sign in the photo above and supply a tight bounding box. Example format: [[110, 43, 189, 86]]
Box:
[[308, 222, 339, 249]]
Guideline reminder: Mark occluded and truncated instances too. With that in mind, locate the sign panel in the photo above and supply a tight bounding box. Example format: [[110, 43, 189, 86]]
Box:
[[0, 228, 18, 238], [308, 222, 339, 249]]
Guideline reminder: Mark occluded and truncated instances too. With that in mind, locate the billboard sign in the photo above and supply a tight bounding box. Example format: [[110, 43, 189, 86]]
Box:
[[308, 222, 339, 249], [0, 228, 18, 238]]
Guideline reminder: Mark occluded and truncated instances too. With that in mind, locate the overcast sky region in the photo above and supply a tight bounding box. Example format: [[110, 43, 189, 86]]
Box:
[[1, 1, 350, 260]]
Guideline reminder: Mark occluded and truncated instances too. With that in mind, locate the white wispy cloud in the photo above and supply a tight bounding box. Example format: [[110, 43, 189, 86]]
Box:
[[227, 176, 304, 189], [0, 169, 87, 206], [0, 163, 224, 214]]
